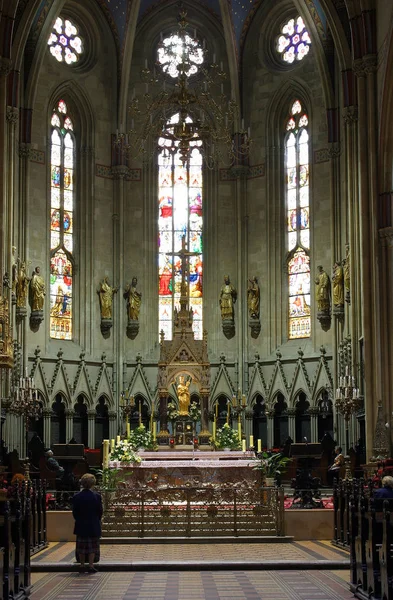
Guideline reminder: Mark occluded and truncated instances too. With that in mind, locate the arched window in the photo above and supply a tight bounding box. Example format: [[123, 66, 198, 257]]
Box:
[[50, 99, 74, 340], [158, 113, 203, 340], [286, 99, 311, 339]]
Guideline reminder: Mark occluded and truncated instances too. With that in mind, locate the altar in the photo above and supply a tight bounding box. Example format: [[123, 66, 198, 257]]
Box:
[[102, 451, 285, 538]]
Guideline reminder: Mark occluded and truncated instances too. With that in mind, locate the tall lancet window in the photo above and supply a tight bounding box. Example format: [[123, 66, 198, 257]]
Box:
[[49, 99, 74, 340], [158, 114, 203, 341], [286, 99, 311, 339]]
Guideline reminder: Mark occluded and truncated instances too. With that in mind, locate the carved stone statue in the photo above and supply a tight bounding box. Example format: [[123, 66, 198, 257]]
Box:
[[97, 277, 118, 320], [219, 275, 237, 321], [29, 267, 46, 311], [247, 277, 260, 319], [177, 375, 191, 415], [315, 265, 330, 313], [343, 243, 350, 303], [332, 261, 344, 308], [124, 277, 142, 320]]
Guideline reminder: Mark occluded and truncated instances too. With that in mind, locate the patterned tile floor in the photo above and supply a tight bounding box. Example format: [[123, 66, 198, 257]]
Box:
[[32, 540, 350, 568], [30, 541, 352, 599], [31, 569, 352, 600]]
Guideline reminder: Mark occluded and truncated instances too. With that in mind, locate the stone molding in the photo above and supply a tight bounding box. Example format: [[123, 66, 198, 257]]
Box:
[[379, 227, 393, 248], [111, 165, 129, 179], [0, 58, 12, 77], [343, 106, 358, 125], [18, 143, 32, 159]]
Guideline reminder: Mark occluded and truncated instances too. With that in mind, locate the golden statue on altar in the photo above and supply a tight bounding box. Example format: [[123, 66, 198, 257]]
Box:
[[177, 375, 191, 415]]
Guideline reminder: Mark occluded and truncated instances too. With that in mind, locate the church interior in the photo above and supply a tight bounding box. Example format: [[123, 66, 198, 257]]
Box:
[[0, 0, 393, 598]]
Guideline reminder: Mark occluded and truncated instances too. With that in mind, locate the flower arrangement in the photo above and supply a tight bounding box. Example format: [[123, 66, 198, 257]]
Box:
[[252, 451, 291, 478], [109, 440, 142, 463], [212, 423, 241, 450], [189, 401, 201, 422], [128, 424, 157, 450], [167, 401, 179, 422]]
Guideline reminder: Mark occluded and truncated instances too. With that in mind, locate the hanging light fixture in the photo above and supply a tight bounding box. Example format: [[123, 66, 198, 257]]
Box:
[[114, 8, 251, 168]]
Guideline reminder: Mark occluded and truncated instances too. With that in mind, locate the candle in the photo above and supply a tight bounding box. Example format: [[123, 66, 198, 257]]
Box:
[[116, 435, 120, 445], [257, 439, 262, 452], [110, 439, 115, 452], [242, 394, 246, 408], [238, 415, 241, 441], [212, 418, 216, 441], [250, 435, 254, 448], [126, 421, 130, 439], [103, 440, 109, 468], [242, 439, 246, 452], [153, 421, 157, 441]]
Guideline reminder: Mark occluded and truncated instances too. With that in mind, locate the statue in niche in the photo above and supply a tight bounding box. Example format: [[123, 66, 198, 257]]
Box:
[[343, 243, 350, 303], [124, 277, 142, 320], [219, 275, 237, 321], [332, 261, 344, 309], [315, 265, 331, 313], [97, 277, 118, 320], [177, 375, 191, 415], [247, 277, 260, 319]]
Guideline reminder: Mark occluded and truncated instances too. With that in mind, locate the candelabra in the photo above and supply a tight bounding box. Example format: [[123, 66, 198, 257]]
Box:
[[114, 8, 251, 168], [335, 366, 361, 478], [120, 391, 136, 437], [11, 371, 41, 460]]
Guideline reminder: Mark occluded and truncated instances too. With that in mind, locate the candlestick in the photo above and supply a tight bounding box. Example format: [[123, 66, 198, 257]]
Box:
[[238, 415, 241, 441], [215, 403, 218, 418], [250, 435, 254, 448], [242, 394, 246, 408], [116, 435, 120, 445], [153, 421, 157, 441], [126, 421, 130, 438], [212, 418, 216, 441], [103, 439, 109, 469], [257, 439, 262, 452], [110, 438, 115, 452], [242, 439, 246, 452]]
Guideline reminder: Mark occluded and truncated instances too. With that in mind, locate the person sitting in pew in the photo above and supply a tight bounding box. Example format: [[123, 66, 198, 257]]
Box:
[[45, 449, 65, 479], [327, 446, 344, 484], [373, 475, 393, 499]]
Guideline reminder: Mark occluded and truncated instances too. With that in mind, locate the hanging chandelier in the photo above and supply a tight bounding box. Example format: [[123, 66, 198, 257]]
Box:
[[114, 9, 251, 168]]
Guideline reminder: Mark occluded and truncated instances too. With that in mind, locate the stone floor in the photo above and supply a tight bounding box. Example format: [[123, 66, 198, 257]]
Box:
[[30, 541, 352, 599]]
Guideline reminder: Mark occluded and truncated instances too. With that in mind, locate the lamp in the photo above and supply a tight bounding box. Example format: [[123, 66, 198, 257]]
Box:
[[10, 370, 41, 462], [114, 9, 251, 168], [335, 365, 362, 478]]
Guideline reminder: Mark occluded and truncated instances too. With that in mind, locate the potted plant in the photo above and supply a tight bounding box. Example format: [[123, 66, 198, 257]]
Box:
[[128, 424, 157, 451], [212, 423, 241, 450], [252, 451, 291, 486]]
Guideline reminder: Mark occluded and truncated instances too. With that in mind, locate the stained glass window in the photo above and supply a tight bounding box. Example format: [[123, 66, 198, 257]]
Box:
[[277, 16, 311, 63], [48, 17, 83, 64], [286, 100, 311, 339], [50, 100, 74, 340], [157, 33, 203, 78], [158, 114, 203, 340]]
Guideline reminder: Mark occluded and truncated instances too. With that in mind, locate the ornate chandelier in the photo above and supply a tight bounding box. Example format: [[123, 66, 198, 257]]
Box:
[[114, 9, 251, 168]]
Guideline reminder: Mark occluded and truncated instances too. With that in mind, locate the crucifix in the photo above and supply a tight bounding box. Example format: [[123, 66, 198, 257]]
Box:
[[169, 235, 199, 311]]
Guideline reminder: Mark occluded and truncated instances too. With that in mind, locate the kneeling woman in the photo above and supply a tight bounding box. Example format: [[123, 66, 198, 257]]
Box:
[[72, 473, 103, 573]]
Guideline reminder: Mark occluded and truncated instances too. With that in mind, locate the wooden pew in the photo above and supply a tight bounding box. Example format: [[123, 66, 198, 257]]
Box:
[[379, 506, 393, 600]]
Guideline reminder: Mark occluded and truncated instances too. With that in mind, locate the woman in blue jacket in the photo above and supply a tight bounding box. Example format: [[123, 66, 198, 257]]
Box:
[[72, 473, 103, 573]]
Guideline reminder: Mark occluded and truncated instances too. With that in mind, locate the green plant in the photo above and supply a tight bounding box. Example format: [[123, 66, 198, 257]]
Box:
[[109, 440, 143, 462], [128, 424, 157, 450], [252, 451, 291, 478], [212, 424, 241, 450], [96, 467, 134, 491], [189, 401, 201, 422]]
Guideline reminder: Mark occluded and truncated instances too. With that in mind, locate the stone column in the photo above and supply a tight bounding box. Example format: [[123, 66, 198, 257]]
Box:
[[65, 408, 74, 442], [287, 408, 296, 442], [42, 407, 52, 448], [108, 410, 117, 441], [266, 409, 274, 449], [0, 57, 12, 275], [379, 227, 393, 430], [309, 407, 319, 443], [87, 409, 96, 449]]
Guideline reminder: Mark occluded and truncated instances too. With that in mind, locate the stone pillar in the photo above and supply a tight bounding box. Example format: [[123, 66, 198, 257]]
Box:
[[108, 411, 117, 441], [379, 227, 393, 433], [0, 57, 12, 275], [309, 407, 319, 443], [287, 408, 296, 442], [87, 409, 96, 449], [65, 408, 74, 442], [266, 409, 274, 449], [43, 408, 52, 448]]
